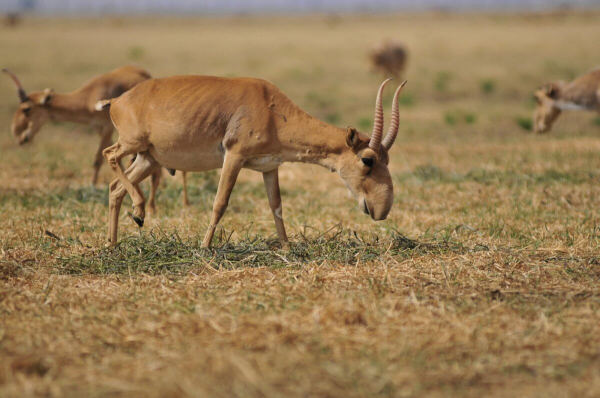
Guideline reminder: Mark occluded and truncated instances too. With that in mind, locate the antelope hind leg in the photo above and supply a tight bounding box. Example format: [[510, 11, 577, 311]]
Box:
[[108, 152, 161, 245], [103, 142, 148, 225], [263, 168, 289, 249], [92, 126, 113, 186], [148, 168, 162, 215]]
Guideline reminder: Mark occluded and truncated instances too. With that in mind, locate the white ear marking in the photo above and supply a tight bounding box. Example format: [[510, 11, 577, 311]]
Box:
[[40, 88, 54, 105]]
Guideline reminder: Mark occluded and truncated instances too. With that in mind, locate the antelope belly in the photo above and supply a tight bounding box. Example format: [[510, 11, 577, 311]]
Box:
[[148, 146, 224, 172], [244, 155, 283, 172]]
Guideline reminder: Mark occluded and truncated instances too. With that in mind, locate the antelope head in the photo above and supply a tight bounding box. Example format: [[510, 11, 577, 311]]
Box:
[[3, 69, 54, 145], [338, 79, 406, 221], [533, 82, 563, 134]]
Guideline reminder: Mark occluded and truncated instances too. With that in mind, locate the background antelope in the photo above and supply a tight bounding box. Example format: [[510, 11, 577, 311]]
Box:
[[5, 12, 20, 27], [533, 68, 600, 134], [4, 66, 149, 182], [99, 77, 406, 247], [2, 65, 171, 212], [369, 40, 408, 78]]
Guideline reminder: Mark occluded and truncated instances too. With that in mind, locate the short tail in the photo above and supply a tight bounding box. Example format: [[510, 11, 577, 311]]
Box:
[[95, 99, 113, 111]]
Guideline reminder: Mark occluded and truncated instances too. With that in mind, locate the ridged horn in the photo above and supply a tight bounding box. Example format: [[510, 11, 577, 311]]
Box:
[[2, 68, 28, 103], [382, 81, 407, 150], [369, 78, 392, 151]]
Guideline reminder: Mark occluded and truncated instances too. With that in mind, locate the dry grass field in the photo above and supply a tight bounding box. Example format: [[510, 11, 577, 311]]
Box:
[[1, 11, 600, 397]]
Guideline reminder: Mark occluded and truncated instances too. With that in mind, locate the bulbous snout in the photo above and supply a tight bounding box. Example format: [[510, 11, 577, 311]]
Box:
[[15, 131, 32, 145], [360, 196, 392, 221], [12, 121, 35, 145], [533, 122, 548, 134]]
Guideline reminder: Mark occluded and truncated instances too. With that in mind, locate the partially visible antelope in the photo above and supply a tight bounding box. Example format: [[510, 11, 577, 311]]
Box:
[[99, 76, 406, 248], [5, 13, 20, 27], [533, 68, 600, 134], [4, 66, 149, 182], [2, 65, 171, 212], [369, 41, 408, 78]]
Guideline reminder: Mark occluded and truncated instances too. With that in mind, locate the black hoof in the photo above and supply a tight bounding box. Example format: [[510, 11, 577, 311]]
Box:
[[132, 215, 144, 227], [167, 168, 176, 176]]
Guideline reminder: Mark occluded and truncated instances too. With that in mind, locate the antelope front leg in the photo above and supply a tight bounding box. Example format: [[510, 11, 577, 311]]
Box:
[[181, 171, 190, 206], [202, 155, 244, 248], [92, 126, 113, 186], [263, 168, 289, 249]]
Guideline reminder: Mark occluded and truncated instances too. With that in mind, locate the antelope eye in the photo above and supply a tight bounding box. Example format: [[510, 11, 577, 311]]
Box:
[[22, 107, 31, 115], [361, 157, 374, 167]]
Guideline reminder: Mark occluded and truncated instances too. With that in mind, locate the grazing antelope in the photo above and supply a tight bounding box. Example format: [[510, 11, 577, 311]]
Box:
[[2, 65, 170, 211], [3, 66, 151, 183], [533, 68, 600, 134], [99, 76, 406, 248], [369, 41, 408, 78]]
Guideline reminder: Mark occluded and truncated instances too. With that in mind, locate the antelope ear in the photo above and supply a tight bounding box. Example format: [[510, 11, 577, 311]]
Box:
[[545, 83, 560, 99], [346, 127, 360, 149], [39, 88, 54, 105]]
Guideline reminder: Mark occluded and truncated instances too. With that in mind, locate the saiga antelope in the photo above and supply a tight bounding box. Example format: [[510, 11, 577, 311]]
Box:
[[369, 41, 408, 78], [2, 65, 174, 212], [99, 76, 406, 248], [533, 68, 600, 134], [5, 13, 20, 27]]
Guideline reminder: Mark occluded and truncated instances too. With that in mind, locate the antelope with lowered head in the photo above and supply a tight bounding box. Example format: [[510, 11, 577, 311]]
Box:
[[3, 65, 170, 212], [99, 76, 406, 247], [533, 68, 600, 134]]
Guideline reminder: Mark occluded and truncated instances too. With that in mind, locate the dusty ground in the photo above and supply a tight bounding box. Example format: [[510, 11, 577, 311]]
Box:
[[1, 11, 600, 397]]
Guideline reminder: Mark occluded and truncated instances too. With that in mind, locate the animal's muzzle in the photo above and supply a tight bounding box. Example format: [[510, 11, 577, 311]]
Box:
[[362, 198, 388, 221], [534, 123, 548, 134]]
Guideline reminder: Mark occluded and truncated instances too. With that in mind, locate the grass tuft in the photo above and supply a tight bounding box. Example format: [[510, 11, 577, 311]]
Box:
[[434, 71, 452, 92], [128, 45, 146, 61], [516, 116, 533, 131], [357, 116, 372, 130], [480, 78, 496, 95], [444, 110, 477, 126], [55, 227, 465, 275]]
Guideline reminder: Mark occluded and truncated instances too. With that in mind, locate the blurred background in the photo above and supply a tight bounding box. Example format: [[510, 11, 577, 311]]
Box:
[[1, 0, 599, 13]]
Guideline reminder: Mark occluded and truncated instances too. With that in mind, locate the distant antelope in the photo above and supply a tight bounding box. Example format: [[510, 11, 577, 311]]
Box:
[[533, 68, 600, 134], [369, 41, 408, 78], [5, 13, 20, 27], [98, 77, 406, 247], [2, 65, 174, 212]]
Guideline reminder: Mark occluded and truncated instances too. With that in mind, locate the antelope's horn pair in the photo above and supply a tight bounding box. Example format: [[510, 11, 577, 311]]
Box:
[[2, 69, 28, 103], [369, 79, 407, 151]]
